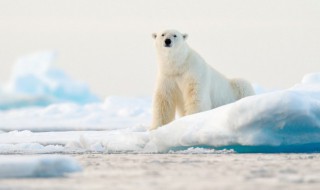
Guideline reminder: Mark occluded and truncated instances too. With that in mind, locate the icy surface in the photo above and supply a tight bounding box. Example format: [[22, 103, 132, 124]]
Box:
[[0, 97, 151, 132], [0, 72, 320, 153], [0, 51, 99, 110], [168, 147, 235, 154], [0, 155, 82, 178], [2, 154, 320, 189]]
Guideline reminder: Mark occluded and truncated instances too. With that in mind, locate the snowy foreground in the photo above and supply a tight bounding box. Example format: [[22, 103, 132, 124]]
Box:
[[0, 73, 320, 154], [1, 154, 320, 190]]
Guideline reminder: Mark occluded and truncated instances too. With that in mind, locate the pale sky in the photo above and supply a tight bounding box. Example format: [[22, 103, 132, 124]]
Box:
[[0, 0, 319, 98]]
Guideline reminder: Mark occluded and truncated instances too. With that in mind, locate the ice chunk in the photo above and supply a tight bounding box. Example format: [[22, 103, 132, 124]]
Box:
[[0, 51, 99, 109], [302, 72, 320, 84], [0, 155, 82, 178]]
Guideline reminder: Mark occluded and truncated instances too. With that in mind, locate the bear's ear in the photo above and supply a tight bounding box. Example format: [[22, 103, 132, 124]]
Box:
[[183, 33, 188, 40], [152, 33, 157, 39]]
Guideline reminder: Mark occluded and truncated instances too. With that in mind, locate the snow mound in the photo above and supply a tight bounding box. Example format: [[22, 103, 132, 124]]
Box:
[[0, 51, 99, 110], [0, 155, 82, 178], [145, 83, 320, 152]]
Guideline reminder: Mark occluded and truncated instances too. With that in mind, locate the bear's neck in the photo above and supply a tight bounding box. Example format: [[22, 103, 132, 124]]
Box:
[[157, 45, 191, 76]]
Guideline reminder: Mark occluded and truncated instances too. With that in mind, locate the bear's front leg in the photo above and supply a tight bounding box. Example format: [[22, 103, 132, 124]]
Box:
[[183, 78, 201, 115], [150, 80, 176, 130]]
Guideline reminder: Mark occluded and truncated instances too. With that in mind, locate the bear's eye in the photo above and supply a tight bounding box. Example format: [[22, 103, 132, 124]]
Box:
[[161, 33, 165, 37], [173, 35, 177, 38]]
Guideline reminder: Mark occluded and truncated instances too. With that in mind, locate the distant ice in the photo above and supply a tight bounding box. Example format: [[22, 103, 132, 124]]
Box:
[[0, 51, 99, 110], [0, 155, 82, 178]]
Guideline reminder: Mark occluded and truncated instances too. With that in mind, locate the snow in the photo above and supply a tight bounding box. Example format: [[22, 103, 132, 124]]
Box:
[[0, 51, 99, 110], [1, 76, 320, 154], [0, 155, 82, 178], [2, 154, 320, 190], [145, 83, 320, 152], [0, 97, 151, 132]]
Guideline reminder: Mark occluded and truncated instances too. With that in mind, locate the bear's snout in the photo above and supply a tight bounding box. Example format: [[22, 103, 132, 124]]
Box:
[[164, 39, 172, 47]]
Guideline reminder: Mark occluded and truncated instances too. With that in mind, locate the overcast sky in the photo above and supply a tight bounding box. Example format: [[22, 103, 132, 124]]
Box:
[[0, 0, 319, 97]]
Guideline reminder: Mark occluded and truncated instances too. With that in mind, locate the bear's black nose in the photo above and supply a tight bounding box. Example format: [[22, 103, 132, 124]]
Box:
[[165, 39, 171, 46]]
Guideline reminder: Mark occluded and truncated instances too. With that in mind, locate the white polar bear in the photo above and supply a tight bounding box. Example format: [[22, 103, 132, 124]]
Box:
[[150, 30, 255, 130]]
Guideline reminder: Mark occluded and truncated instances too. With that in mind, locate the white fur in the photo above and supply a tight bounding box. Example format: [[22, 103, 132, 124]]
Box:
[[150, 30, 255, 130]]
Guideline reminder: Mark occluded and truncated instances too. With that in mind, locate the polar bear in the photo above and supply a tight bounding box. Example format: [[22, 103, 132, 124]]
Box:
[[150, 30, 255, 130]]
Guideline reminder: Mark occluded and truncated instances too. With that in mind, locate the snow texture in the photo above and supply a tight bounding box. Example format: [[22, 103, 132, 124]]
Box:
[[0, 155, 82, 178], [0, 51, 99, 110]]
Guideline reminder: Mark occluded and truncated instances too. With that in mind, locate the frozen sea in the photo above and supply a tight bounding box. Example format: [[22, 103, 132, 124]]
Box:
[[0, 52, 320, 189]]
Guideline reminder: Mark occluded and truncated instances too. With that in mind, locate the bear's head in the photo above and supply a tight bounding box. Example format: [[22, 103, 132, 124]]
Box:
[[152, 30, 188, 52]]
